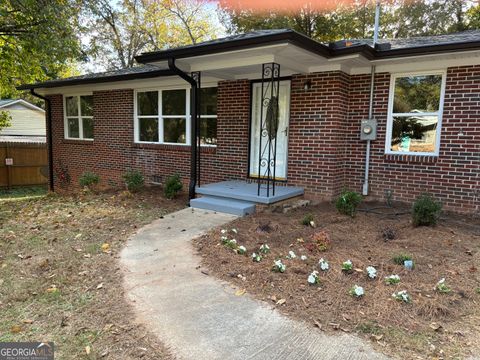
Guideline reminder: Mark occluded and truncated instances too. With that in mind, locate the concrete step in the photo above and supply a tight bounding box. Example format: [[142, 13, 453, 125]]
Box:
[[190, 196, 255, 216]]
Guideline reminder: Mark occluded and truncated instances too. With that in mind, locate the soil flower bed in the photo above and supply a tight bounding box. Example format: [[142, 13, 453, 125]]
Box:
[[0, 187, 185, 359], [194, 202, 480, 359]]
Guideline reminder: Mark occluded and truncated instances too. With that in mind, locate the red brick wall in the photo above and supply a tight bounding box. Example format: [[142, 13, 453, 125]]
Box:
[[345, 66, 480, 213], [47, 65, 479, 213]]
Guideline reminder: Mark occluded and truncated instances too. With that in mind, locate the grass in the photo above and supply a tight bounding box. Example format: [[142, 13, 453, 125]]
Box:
[[0, 185, 48, 201], [0, 188, 183, 359], [392, 253, 413, 265]]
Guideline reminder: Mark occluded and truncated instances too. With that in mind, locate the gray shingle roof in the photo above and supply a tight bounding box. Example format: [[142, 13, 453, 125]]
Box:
[[0, 99, 15, 107]]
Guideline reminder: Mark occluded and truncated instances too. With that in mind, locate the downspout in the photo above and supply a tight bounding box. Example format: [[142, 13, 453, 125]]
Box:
[[362, 0, 380, 196], [30, 89, 54, 192], [168, 58, 198, 201]]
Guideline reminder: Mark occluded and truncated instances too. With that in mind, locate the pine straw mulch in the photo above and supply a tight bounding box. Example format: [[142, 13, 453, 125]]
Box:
[[194, 202, 480, 359], [0, 187, 186, 359]]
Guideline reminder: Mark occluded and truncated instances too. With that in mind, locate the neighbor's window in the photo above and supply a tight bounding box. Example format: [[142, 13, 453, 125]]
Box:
[[135, 87, 217, 145], [65, 95, 94, 140], [199, 87, 217, 145], [386, 72, 445, 155]]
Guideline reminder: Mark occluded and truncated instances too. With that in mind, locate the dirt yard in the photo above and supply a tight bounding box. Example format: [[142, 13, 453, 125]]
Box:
[[0, 187, 185, 359], [194, 202, 480, 359]]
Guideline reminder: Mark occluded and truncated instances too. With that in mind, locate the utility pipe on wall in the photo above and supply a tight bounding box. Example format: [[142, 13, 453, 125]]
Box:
[[362, 0, 381, 196]]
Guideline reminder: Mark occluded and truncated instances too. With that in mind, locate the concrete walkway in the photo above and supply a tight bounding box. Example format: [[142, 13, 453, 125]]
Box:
[[121, 208, 388, 360]]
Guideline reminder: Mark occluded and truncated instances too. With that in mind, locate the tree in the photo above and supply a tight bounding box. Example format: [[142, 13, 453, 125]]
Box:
[[466, 4, 480, 29], [0, 0, 83, 99], [0, 111, 12, 131], [85, 0, 222, 70], [220, 0, 478, 42]]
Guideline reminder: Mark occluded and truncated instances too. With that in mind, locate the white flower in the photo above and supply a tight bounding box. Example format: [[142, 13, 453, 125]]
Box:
[[231, 228, 238, 234], [220, 235, 228, 243], [350, 285, 364, 297], [221, 229, 227, 234], [435, 278, 451, 293], [385, 274, 400, 285], [438, 278, 445, 285], [229, 239, 237, 245], [238, 245, 246, 254], [392, 290, 411, 303], [300, 255, 307, 261], [252, 252, 262, 262], [308, 270, 319, 285], [259, 244, 270, 254], [366, 266, 377, 279], [318, 258, 329, 271], [286, 251, 296, 259], [342, 260, 353, 271], [273, 259, 286, 273]]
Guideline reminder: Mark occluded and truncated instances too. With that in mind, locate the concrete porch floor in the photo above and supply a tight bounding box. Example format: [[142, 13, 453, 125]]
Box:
[[196, 180, 304, 205]]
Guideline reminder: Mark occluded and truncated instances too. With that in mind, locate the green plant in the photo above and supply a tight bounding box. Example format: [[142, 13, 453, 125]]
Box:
[[79, 171, 100, 189], [335, 189, 362, 217], [311, 230, 331, 251], [301, 213, 314, 226], [392, 253, 413, 265], [475, 288, 480, 295], [163, 174, 183, 199], [122, 169, 144, 192], [412, 193, 442, 226]]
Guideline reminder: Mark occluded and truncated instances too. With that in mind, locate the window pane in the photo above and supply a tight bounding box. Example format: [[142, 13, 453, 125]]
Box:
[[82, 118, 94, 139], [393, 75, 442, 113], [137, 91, 158, 115], [391, 115, 438, 153], [200, 117, 217, 145], [164, 117, 186, 143], [200, 88, 217, 115], [80, 95, 93, 116], [139, 117, 158, 142], [65, 96, 78, 116], [67, 118, 79, 138], [163, 90, 186, 115]]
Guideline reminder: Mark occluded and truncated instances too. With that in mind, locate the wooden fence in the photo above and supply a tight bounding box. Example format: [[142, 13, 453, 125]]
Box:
[[0, 142, 48, 188]]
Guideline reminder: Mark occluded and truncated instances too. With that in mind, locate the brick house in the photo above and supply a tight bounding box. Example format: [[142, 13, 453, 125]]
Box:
[[19, 29, 480, 215]]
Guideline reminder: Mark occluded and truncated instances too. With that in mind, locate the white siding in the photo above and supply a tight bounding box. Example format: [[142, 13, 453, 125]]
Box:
[[0, 104, 46, 136]]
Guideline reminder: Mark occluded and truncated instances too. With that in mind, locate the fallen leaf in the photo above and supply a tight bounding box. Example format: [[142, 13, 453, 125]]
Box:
[[10, 325, 22, 333], [83, 254, 91, 258], [22, 319, 34, 324], [85, 346, 91, 355], [430, 323, 443, 332], [313, 320, 322, 329], [371, 334, 384, 341], [329, 322, 340, 330], [101, 243, 110, 252], [96, 283, 103, 289], [75, 233, 82, 239], [276, 298, 286, 305], [354, 268, 363, 273], [46, 287, 58, 293], [235, 288, 246, 296]]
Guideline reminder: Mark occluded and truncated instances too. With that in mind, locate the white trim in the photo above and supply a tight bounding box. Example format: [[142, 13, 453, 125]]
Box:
[[0, 99, 45, 112], [385, 70, 447, 156], [134, 85, 218, 146], [63, 94, 94, 140]]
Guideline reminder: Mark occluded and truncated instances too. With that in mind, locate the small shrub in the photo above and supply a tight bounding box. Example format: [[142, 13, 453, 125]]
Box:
[[335, 189, 362, 217], [311, 230, 331, 251], [164, 174, 183, 199], [79, 171, 100, 189], [381, 226, 396, 241], [412, 193, 442, 226], [392, 253, 412, 265], [123, 169, 144, 192], [301, 213, 314, 226], [385, 274, 401, 285], [435, 278, 451, 294], [342, 260, 353, 272]]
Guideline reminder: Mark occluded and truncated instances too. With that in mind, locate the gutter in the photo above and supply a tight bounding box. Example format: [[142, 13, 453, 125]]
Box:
[[29, 89, 54, 192], [167, 58, 198, 202]]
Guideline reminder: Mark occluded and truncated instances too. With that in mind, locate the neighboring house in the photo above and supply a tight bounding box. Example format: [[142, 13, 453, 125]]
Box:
[[18, 29, 480, 214], [0, 99, 46, 143]]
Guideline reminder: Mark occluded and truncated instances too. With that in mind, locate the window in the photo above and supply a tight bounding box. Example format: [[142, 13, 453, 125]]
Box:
[[64, 95, 94, 140], [199, 87, 217, 145], [386, 72, 446, 155], [135, 87, 217, 145]]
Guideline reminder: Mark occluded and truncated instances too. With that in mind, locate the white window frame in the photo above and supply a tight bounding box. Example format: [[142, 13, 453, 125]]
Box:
[[63, 94, 94, 141], [134, 86, 218, 146], [385, 70, 447, 156], [134, 87, 191, 145], [199, 87, 218, 147]]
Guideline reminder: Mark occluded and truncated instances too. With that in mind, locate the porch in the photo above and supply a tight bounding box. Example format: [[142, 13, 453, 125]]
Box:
[[191, 180, 304, 216]]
